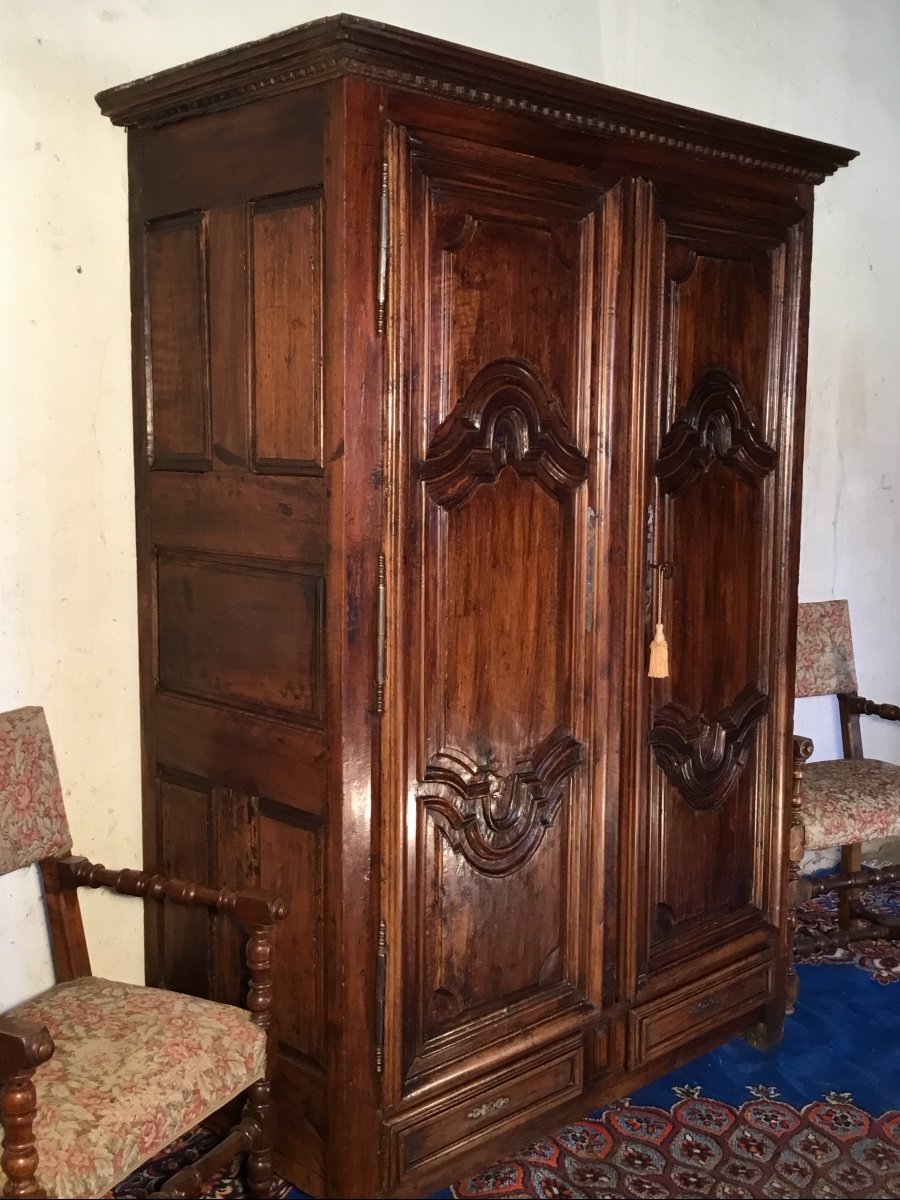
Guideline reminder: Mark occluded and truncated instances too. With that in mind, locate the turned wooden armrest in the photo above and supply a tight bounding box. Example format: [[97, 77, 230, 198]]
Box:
[[54, 857, 286, 1038], [0, 1018, 54, 1080], [792, 734, 814, 765], [844, 693, 900, 722], [56, 856, 287, 929], [0, 1018, 54, 1199]]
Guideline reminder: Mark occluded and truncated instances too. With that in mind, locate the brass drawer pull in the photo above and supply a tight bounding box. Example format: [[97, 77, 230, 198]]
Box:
[[467, 1096, 510, 1121], [693, 994, 718, 1015]]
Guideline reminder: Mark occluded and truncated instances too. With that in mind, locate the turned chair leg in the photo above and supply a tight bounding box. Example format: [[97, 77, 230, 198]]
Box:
[[839, 842, 862, 929], [244, 1079, 274, 1199], [1, 1071, 47, 1200], [786, 735, 813, 1014]]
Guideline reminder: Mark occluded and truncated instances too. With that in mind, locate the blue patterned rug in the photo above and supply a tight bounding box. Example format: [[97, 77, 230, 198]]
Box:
[[113, 887, 900, 1199]]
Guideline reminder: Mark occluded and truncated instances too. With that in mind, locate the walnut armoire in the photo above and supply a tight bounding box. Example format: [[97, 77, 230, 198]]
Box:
[[95, 16, 855, 1198]]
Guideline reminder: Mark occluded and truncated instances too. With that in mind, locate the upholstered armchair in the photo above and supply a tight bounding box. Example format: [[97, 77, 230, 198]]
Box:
[[789, 601, 900, 968], [0, 706, 288, 1199]]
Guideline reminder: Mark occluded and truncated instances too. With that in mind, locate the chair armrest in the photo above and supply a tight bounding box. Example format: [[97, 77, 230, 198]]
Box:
[[0, 1019, 54, 1199], [0, 1017, 54, 1079], [793, 734, 814, 764], [56, 856, 287, 929], [845, 694, 900, 723]]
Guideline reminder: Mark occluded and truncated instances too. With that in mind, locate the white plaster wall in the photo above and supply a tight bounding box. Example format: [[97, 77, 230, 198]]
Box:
[[3, 0, 899, 1007]]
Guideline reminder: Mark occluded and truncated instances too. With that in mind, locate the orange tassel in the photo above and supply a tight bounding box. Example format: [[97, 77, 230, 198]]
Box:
[[648, 622, 669, 678]]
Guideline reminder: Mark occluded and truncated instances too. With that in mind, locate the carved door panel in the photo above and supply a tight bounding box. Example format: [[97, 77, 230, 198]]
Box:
[[636, 182, 806, 979], [384, 126, 624, 1093]]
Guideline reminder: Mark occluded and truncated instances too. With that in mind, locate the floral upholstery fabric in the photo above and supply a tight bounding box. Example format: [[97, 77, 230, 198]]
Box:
[[0, 706, 72, 875], [795, 600, 858, 698], [802, 757, 900, 850], [7, 976, 267, 1198]]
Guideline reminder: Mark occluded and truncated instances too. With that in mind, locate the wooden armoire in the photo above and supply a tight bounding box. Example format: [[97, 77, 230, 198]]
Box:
[[96, 16, 855, 1198]]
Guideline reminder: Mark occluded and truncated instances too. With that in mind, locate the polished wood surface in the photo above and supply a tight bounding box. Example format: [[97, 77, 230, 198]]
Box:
[[96, 15, 855, 1197]]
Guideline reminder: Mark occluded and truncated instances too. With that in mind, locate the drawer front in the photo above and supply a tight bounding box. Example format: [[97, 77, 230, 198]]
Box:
[[391, 1037, 583, 1180], [628, 955, 772, 1068]]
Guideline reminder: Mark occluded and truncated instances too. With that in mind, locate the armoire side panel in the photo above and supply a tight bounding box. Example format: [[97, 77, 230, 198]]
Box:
[[128, 86, 332, 1191]]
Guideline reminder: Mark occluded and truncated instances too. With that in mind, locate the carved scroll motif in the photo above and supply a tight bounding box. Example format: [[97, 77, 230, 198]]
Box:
[[419, 727, 583, 875], [655, 370, 777, 497], [649, 684, 769, 810], [420, 358, 587, 509]]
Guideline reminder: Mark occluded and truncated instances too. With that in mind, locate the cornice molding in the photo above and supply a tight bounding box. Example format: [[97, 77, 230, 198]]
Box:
[[96, 14, 856, 185]]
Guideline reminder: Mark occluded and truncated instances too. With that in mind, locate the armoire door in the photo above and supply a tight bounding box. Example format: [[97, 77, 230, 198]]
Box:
[[381, 123, 626, 1101], [631, 177, 806, 1003]]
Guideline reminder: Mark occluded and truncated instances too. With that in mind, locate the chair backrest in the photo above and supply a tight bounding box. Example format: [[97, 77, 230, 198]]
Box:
[[0, 706, 72, 876], [795, 600, 859, 698]]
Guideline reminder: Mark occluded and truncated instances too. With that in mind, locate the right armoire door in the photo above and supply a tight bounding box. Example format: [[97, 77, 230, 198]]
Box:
[[629, 177, 807, 1042]]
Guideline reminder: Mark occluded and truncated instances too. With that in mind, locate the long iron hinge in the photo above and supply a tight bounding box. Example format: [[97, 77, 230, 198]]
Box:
[[375, 552, 386, 713], [374, 918, 387, 1074], [585, 506, 597, 633], [376, 161, 389, 335]]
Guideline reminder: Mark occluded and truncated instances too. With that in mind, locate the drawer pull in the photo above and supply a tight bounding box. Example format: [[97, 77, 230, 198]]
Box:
[[693, 994, 718, 1015], [467, 1096, 510, 1121]]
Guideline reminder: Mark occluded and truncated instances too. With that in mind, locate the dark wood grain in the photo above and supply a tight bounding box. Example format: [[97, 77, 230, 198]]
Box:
[[37, 858, 91, 983], [95, 15, 855, 185], [95, 18, 854, 1197], [0, 1020, 54, 1200], [145, 214, 211, 470], [251, 191, 324, 473]]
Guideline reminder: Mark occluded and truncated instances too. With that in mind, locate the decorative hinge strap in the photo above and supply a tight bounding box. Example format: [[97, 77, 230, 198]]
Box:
[[374, 918, 387, 1074], [585, 506, 596, 633], [375, 553, 387, 713], [376, 161, 389, 335]]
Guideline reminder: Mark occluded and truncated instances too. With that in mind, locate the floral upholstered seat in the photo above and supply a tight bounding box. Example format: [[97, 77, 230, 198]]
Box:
[[792, 601, 900, 962], [0, 705, 288, 1200], [802, 758, 900, 851], [7, 977, 267, 1198]]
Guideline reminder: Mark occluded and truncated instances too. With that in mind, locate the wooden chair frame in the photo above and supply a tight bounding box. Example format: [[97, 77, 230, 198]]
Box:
[[0, 854, 287, 1200], [790, 690, 900, 976]]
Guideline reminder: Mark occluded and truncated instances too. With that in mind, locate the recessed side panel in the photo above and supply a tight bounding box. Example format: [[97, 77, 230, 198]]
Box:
[[258, 804, 326, 1066], [156, 554, 324, 724], [251, 190, 324, 473], [145, 214, 211, 469], [156, 776, 214, 996]]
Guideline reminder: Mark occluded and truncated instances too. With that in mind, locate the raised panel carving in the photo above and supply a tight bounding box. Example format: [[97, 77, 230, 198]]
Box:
[[655, 369, 777, 497], [649, 684, 769, 810], [145, 213, 211, 469], [420, 359, 587, 509], [251, 189, 323, 473], [418, 727, 583, 875]]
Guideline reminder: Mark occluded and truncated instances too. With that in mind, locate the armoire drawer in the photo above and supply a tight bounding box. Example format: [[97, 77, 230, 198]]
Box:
[[628, 956, 773, 1068], [390, 1037, 583, 1180]]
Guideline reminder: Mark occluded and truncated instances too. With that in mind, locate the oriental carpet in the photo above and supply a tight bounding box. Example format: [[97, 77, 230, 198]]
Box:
[[112, 885, 900, 1199]]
